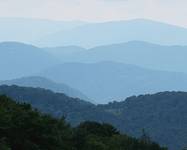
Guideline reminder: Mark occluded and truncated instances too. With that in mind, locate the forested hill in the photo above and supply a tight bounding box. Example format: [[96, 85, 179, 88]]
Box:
[[0, 85, 120, 126], [0, 76, 89, 101], [0, 85, 93, 123], [99, 92, 187, 150], [0, 85, 187, 149], [0, 95, 167, 150]]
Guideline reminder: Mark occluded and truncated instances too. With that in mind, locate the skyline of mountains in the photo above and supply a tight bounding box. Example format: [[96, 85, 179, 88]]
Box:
[[1, 18, 187, 48], [1, 18, 187, 104], [45, 41, 187, 73], [0, 76, 90, 101], [39, 61, 187, 103], [36, 19, 187, 47], [1, 17, 187, 150], [1, 41, 187, 103], [0, 42, 60, 80]]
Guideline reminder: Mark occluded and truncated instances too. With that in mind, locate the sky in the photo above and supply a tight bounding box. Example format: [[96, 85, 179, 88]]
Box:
[[0, 0, 187, 27]]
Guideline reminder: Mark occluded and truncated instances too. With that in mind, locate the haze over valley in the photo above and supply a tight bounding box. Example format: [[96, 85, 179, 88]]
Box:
[[0, 0, 187, 149]]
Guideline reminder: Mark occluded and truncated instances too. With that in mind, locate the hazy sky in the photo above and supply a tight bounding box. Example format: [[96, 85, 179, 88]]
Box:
[[0, 0, 187, 27]]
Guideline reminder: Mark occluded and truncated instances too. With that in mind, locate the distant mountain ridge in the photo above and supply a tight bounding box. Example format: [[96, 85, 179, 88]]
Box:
[[2, 41, 187, 104], [46, 41, 187, 73], [1, 18, 187, 47], [38, 19, 187, 47], [0, 85, 119, 126], [0, 76, 90, 101], [39, 61, 187, 103], [0, 42, 60, 80]]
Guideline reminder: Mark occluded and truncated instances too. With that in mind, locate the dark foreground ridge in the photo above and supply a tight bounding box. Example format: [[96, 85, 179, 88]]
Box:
[[0, 95, 167, 150], [0, 85, 187, 150]]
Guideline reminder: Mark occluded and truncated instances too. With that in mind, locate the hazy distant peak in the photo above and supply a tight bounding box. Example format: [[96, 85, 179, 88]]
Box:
[[126, 40, 159, 45], [0, 41, 39, 49], [9, 76, 53, 82], [37, 18, 187, 47], [79, 18, 186, 28], [90, 40, 156, 48], [0, 76, 90, 101]]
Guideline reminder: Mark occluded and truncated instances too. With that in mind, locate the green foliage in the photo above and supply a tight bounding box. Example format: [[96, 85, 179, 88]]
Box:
[[73, 121, 167, 150], [0, 95, 167, 150], [140, 129, 151, 144], [99, 92, 187, 150], [0, 95, 73, 150], [0, 85, 94, 124], [0, 85, 186, 150]]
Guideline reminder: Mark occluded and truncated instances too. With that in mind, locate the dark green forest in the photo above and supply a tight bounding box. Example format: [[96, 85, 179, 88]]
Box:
[[0, 85, 187, 150], [0, 95, 167, 150]]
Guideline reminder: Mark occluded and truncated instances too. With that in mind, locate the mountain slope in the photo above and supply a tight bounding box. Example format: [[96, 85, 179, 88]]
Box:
[[0, 85, 119, 125], [0, 95, 166, 150], [0, 76, 89, 101], [0, 85, 186, 150], [39, 61, 187, 103], [44, 46, 86, 61], [38, 19, 187, 47], [0, 42, 59, 80], [48, 41, 187, 73], [99, 92, 187, 150]]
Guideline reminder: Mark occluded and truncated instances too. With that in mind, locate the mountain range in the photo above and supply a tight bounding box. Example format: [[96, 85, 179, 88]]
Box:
[[39, 61, 187, 103], [2, 37, 187, 82], [1, 17, 187, 150], [0, 85, 119, 127], [2, 41, 187, 103], [44, 41, 187, 73], [0, 76, 89, 101], [0, 85, 186, 150], [37, 19, 187, 47], [1, 18, 187, 48], [0, 95, 166, 150], [0, 42, 60, 80]]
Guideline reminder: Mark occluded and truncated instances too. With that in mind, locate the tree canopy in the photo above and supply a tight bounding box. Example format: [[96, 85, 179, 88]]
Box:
[[0, 95, 167, 150]]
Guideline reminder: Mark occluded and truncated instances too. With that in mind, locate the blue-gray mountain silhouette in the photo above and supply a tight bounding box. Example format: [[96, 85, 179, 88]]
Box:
[[44, 45, 86, 60], [0, 42, 59, 80], [46, 41, 187, 73], [0, 76, 89, 101], [38, 19, 187, 47], [39, 61, 187, 103]]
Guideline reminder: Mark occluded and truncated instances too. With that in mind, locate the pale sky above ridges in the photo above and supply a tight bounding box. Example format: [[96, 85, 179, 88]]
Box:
[[0, 0, 186, 27]]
